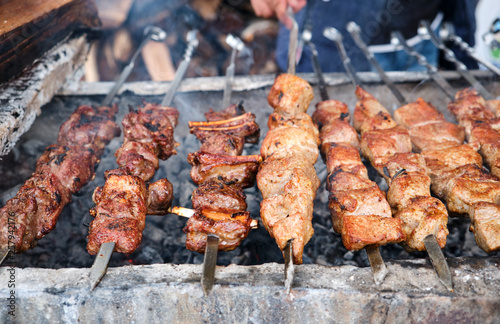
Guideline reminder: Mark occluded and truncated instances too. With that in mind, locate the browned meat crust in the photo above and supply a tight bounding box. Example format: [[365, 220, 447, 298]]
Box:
[[267, 73, 314, 117], [0, 105, 120, 253]]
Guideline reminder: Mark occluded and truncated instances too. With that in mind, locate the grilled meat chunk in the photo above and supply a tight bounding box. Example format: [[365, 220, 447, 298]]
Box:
[[267, 73, 314, 117], [115, 141, 159, 181], [146, 178, 174, 215], [190, 112, 260, 144], [184, 210, 253, 253], [199, 133, 244, 156], [353, 86, 397, 134], [191, 177, 247, 212], [88, 174, 147, 255], [188, 152, 262, 188], [470, 202, 500, 252]]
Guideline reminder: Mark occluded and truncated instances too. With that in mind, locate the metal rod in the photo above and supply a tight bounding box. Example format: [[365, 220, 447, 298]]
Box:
[[284, 239, 294, 294], [286, 6, 299, 75], [89, 242, 115, 291], [161, 30, 199, 106], [323, 27, 362, 87], [221, 34, 245, 109], [421, 20, 493, 100], [365, 245, 388, 285], [424, 234, 453, 292], [442, 22, 500, 77], [201, 234, 219, 296], [391, 30, 455, 100], [102, 26, 167, 107], [302, 25, 329, 101], [347, 21, 407, 105]]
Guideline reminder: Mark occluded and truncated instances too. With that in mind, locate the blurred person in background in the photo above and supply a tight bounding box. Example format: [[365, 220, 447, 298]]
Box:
[[250, 0, 479, 73]]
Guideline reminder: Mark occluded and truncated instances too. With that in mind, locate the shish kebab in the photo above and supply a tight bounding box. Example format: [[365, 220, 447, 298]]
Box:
[[384, 32, 500, 256], [256, 7, 321, 293], [326, 24, 453, 291], [0, 26, 167, 265], [302, 26, 404, 285], [183, 34, 261, 296], [88, 29, 200, 290]]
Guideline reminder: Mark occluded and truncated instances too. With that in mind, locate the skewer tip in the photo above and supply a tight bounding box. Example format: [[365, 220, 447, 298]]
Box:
[[88, 242, 115, 292], [284, 239, 295, 294], [424, 234, 454, 292], [201, 234, 219, 297], [365, 245, 388, 285]]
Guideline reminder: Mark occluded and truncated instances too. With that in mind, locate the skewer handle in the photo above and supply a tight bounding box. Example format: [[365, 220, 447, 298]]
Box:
[[286, 6, 299, 75], [102, 26, 166, 107], [420, 20, 493, 100], [347, 22, 407, 105], [391, 31, 456, 100], [323, 27, 362, 87], [161, 30, 199, 107]]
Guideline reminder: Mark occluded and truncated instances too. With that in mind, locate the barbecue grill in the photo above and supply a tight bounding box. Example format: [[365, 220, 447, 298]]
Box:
[[1, 5, 500, 323]]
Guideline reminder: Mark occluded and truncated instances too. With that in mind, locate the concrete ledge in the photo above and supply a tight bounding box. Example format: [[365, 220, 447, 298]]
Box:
[[1, 257, 499, 323]]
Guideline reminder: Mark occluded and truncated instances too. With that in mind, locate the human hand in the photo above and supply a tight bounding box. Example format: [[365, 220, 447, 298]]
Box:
[[250, 0, 307, 29]]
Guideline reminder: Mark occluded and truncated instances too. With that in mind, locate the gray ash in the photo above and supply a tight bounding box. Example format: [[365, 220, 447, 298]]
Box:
[[0, 87, 497, 270]]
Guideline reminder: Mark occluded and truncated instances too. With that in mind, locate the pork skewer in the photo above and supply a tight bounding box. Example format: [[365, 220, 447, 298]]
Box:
[[88, 28, 196, 290], [320, 27, 403, 284], [326, 25, 453, 290], [394, 96, 500, 254]]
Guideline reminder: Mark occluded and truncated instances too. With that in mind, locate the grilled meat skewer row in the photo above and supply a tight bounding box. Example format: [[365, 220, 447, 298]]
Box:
[[257, 73, 321, 264], [448, 88, 500, 178], [0, 105, 120, 254], [87, 103, 179, 255], [394, 95, 500, 252], [312, 99, 405, 251], [353, 87, 449, 252], [184, 103, 262, 253]]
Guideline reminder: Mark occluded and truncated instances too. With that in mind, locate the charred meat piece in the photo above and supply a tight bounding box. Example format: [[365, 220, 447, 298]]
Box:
[[192, 177, 247, 212], [267, 73, 314, 117], [470, 202, 500, 252], [190, 112, 260, 144], [88, 174, 148, 255], [184, 210, 253, 253], [188, 152, 262, 188], [147, 178, 174, 215], [115, 141, 159, 182], [122, 103, 179, 160], [353, 86, 397, 134], [199, 133, 244, 156]]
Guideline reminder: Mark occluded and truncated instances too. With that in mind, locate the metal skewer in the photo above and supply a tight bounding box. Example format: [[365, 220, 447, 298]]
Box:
[[323, 27, 389, 285], [346, 21, 407, 105], [102, 26, 167, 107], [420, 20, 494, 100], [441, 22, 500, 78], [221, 34, 245, 109], [391, 30, 455, 100], [162, 30, 199, 106], [282, 6, 299, 294], [0, 248, 10, 265]]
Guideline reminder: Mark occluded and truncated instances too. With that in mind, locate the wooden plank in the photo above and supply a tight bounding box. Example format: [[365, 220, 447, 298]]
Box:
[[0, 0, 100, 83]]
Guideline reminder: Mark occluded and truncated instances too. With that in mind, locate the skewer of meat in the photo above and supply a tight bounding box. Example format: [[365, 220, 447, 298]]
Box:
[[324, 26, 453, 290], [394, 96, 500, 253], [183, 35, 262, 296], [257, 73, 320, 266], [0, 105, 120, 261], [304, 27, 403, 284], [87, 28, 196, 290]]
